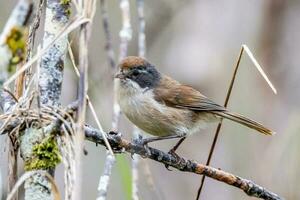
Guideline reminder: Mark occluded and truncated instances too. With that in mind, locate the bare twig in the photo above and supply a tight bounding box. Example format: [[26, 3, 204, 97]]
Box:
[[74, 22, 89, 200], [196, 46, 244, 199], [242, 45, 277, 94], [72, 1, 96, 200], [25, 0, 45, 89], [132, 1, 146, 199], [111, 0, 132, 130], [94, 1, 120, 199], [96, 151, 116, 200], [196, 45, 277, 199], [137, 0, 146, 58], [132, 127, 140, 200], [100, 0, 116, 70], [84, 126, 283, 200], [67, 44, 114, 155], [118, 0, 132, 61]]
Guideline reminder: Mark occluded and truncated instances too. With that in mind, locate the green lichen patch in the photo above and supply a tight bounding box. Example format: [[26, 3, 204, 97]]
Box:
[[58, 0, 71, 18], [25, 136, 62, 171], [5, 26, 27, 73], [60, 0, 71, 5]]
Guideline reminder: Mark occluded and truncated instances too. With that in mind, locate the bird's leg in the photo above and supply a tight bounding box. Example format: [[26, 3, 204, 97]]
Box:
[[165, 137, 186, 170], [169, 137, 186, 155], [141, 135, 183, 144], [133, 135, 183, 158]]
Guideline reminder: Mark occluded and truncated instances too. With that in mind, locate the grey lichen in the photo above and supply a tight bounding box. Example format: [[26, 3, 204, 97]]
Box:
[[47, 0, 71, 22], [39, 0, 71, 107], [24, 173, 53, 200]]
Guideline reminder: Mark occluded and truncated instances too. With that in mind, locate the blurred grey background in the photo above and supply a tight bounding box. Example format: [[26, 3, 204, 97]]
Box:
[[1, 0, 299, 199]]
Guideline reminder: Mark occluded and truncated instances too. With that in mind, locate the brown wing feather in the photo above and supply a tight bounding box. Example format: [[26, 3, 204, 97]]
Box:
[[153, 75, 274, 135], [153, 76, 226, 112]]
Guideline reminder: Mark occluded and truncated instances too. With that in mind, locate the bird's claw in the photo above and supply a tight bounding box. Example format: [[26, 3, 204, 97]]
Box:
[[164, 149, 181, 170], [164, 164, 172, 171], [108, 130, 119, 135], [132, 135, 152, 158]]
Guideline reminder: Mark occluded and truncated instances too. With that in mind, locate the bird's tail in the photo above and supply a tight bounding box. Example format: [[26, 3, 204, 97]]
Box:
[[214, 111, 275, 135]]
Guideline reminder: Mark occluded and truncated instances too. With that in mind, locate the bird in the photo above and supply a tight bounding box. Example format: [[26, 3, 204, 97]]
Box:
[[115, 56, 275, 154]]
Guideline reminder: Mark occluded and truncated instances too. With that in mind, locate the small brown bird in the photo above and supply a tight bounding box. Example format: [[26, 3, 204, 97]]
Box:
[[115, 56, 274, 153]]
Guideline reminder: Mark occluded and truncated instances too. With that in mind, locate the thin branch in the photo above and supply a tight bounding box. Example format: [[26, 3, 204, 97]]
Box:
[[118, 0, 132, 61], [111, 0, 132, 130], [73, 1, 96, 200], [73, 22, 89, 200], [96, 1, 120, 199], [84, 126, 283, 200], [132, 127, 140, 200], [100, 0, 116, 70], [24, 0, 45, 89], [132, 1, 146, 199], [96, 151, 116, 200], [67, 43, 114, 155], [196, 45, 278, 199], [137, 0, 146, 58], [242, 45, 277, 94], [196, 46, 244, 199], [140, 159, 163, 200]]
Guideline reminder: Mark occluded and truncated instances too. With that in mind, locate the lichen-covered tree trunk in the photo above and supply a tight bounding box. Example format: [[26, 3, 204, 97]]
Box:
[[38, 0, 70, 106], [19, 0, 71, 199]]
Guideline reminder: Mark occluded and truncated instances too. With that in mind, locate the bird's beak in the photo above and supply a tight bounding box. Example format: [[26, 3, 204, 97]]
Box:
[[115, 72, 126, 79]]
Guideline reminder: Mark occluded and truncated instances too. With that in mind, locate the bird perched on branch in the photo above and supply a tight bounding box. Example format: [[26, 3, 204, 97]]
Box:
[[115, 56, 274, 154]]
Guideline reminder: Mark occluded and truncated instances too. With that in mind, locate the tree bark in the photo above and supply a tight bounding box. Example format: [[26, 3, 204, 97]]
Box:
[[19, 0, 70, 199]]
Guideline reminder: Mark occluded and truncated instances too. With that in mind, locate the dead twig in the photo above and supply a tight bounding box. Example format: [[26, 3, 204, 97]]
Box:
[[96, 151, 115, 200], [84, 126, 283, 200], [72, 1, 96, 199], [196, 45, 277, 199]]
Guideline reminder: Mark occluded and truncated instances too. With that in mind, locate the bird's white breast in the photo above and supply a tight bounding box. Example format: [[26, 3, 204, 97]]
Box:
[[116, 79, 218, 137], [117, 80, 195, 136]]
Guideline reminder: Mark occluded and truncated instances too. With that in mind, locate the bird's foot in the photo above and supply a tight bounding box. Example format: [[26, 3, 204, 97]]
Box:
[[164, 148, 181, 171], [132, 135, 152, 158], [107, 131, 124, 153]]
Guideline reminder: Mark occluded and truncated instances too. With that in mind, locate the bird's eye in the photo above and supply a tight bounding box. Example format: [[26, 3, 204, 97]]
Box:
[[132, 70, 139, 77]]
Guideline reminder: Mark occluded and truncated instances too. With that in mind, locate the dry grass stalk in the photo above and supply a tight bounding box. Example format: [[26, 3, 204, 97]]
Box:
[[196, 45, 277, 199], [71, 0, 96, 199]]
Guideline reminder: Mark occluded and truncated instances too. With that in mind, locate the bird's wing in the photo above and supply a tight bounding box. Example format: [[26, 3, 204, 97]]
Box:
[[153, 76, 226, 112]]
